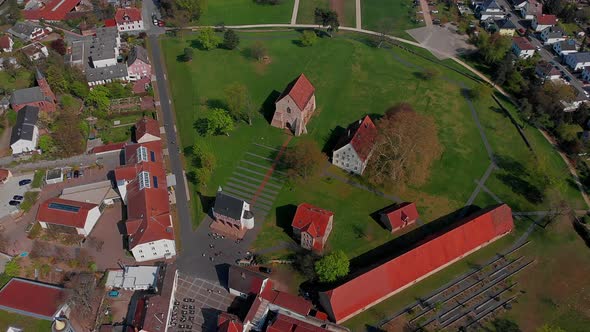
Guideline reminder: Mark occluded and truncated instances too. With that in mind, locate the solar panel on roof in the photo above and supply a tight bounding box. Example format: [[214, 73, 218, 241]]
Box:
[[48, 202, 81, 213]]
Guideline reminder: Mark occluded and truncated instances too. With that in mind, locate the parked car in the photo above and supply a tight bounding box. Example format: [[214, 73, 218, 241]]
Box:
[[8, 200, 21, 206], [108, 290, 120, 298], [12, 195, 23, 201], [259, 267, 272, 274], [18, 179, 31, 186], [158, 20, 165, 27]]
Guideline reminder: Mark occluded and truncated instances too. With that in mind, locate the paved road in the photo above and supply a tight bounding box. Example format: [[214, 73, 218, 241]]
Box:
[[419, 0, 433, 27], [355, 0, 362, 29], [290, 0, 300, 25]]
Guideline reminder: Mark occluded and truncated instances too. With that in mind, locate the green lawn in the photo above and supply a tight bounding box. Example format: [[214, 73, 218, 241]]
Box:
[[97, 114, 140, 143], [0, 310, 52, 331], [362, 0, 423, 37], [199, 0, 295, 25], [0, 71, 33, 92], [296, 0, 329, 24]]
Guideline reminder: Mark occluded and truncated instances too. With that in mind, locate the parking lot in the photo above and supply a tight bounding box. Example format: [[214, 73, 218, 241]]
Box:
[[169, 272, 236, 332], [0, 173, 34, 220]]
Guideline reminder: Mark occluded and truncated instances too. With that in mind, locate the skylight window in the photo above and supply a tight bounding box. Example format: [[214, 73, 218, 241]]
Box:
[[138, 171, 151, 190], [137, 146, 148, 162]]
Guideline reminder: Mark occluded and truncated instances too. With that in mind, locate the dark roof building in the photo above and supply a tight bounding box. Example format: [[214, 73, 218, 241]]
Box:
[[212, 187, 255, 231], [10, 105, 39, 145], [0, 278, 68, 320], [228, 266, 270, 297], [319, 204, 514, 323]]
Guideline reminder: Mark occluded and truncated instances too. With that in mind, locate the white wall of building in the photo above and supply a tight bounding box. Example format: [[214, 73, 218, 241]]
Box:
[[132, 239, 176, 262], [332, 144, 365, 175], [80, 206, 101, 236], [117, 20, 144, 33], [11, 126, 38, 155]]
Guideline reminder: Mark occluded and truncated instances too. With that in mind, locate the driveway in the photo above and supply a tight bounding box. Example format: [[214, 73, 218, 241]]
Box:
[[0, 173, 34, 220], [407, 24, 476, 60]]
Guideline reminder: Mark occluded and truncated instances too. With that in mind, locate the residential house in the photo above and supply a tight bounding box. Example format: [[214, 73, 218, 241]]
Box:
[[477, 0, 505, 20], [271, 74, 316, 136], [539, 26, 566, 44], [105, 266, 160, 291], [59, 180, 119, 206], [135, 116, 161, 143], [85, 27, 129, 86], [564, 52, 590, 71], [512, 36, 535, 58], [0, 278, 69, 320], [7, 22, 49, 42], [535, 61, 561, 82], [10, 69, 57, 113], [510, 0, 527, 10], [127, 45, 151, 81], [532, 14, 558, 32], [37, 198, 102, 236], [581, 67, 590, 82], [21, 42, 49, 61], [228, 265, 270, 298], [0, 169, 12, 184], [319, 204, 514, 323], [212, 187, 255, 231], [291, 203, 334, 252], [553, 39, 577, 56], [10, 106, 39, 155], [23, 0, 81, 21], [332, 115, 378, 175], [497, 19, 516, 36], [519, 0, 542, 20], [379, 202, 419, 233], [114, 140, 176, 262], [0, 35, 14, 52], [115, 7, 144, 33]]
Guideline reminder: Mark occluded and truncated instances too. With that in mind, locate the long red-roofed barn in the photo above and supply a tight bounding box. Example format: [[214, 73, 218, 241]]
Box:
[[0, 278, 69, 320], [319, 204, 514, 323], [332, 115, 378, 175], [271, 74, 316, 136]]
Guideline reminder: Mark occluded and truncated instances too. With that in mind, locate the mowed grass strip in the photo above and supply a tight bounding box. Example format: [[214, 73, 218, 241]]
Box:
[[362, 0, 423, 37], [199, 0, 295, 25]]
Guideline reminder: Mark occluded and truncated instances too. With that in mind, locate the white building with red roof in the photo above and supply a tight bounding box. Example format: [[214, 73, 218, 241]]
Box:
[[271, 73, 316, 136], [36, 197, 102, 236], [114, 119, 175, 262], [135, 116, 160, 143], [0, 35, 13, 53], [291, 203, 334, 252], [23, 0, 81, 22], [332, 115, 378, 175], [532, 14, 558, 32], [0, 278, 69, 320], [512, 36, 536, 59], [319, 204, 514, 323], [115, 7, 144, 33], [379, 202, 419, 233]]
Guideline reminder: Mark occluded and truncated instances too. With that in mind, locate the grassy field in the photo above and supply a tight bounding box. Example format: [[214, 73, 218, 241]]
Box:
[[297, 0, 330, 24], [199, 0, 295, 25], [0, 310, 52, 331], [97, 114, 141, 143], [362, 0, 423, 37], [0, 71, 33, 91]]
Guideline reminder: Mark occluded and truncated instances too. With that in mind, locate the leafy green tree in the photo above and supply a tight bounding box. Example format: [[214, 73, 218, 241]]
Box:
[[86, 86, 110, 112], [556, 123, 581, 142], [469, 84, 493, 100], [315, 250, 349, 283], [223, 29, 240, 50], [491, 318, 521, 332], [183, 48, 194, 62], [70, 81, 89, 99], [314, 8, 340, 36], [537, 325, 565, 332], [300, 30, 318, 47], [191, 141, 216, 185], [250, 41, 268, 61], [196, 108, 234, 136], [477, 32, 511, 65], [196, 27, 221, 50], [4, 258, 20, 277], [176, 0, 204, 21], [283, 140, 326, 180], [38, 135, 55, 153], [224, 82, 249, 120]]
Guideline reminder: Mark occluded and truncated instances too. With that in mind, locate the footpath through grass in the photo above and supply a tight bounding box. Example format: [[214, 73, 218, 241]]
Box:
[[199, 0, 295, 25]]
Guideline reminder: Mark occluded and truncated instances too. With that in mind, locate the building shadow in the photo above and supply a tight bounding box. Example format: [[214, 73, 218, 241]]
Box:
[[370, 204, 395, 231], [130, 125, 137, 142], [275, 204, 298, 237], [261, 90, 281, 123], [200, 307, 222, 332], [321, 125, 345, 155], [215, 263, 230, 289], [198, 192, 216, 215]]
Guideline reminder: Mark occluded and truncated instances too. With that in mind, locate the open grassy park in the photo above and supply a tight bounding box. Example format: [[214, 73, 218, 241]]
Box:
[[198, 0, 295, 25], [161, 29, 588, 330], [362, 0, 423, 37]]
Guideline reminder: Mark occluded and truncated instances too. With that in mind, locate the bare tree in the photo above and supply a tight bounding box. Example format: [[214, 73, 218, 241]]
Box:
[[64, 272, 99, 329]]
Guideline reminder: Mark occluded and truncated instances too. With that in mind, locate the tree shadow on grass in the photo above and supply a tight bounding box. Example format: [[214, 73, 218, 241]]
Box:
[[494, 154, 526, 177], [275, 204, 298, 238], [206, 98, 227, 110], [496, 173, 544, 204]]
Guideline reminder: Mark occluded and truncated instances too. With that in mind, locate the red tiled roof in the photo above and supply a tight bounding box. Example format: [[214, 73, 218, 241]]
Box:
[[217, 312, 243, 332], [115, 7, 142, 24], [142, 263, 176, 331], [23, 0, 80, 21], [262, 289, 313, 316], [319, 204, 514, 323], [536, 14, 557, 25], [0, 278, 66, 319], [335, 115, 378, 162], [91, 142, 126, 154], [0, 168, 10, 181], [513, 37, 535, 50], [267, 313, 332, 332], [37, 197, 98, 229], [292, 203, 333, 238], [133, 77, 151, 94], [381, 202, 419, 230], [279, 74, 315, 111], [0, 35, 11, 49], [135, 116, 160, 142], [104, 19, 117, 27]]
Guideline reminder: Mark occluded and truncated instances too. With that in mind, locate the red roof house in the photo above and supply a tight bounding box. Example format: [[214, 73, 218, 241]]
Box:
[[0, 278, 68, 320], [0, 35, 14, 52], [36, 197, 101, 236], [319, 204, 514, 323], [292, 203, 334, 252], [90, 142, 126, 155], [271, 74, 316, 136], [332, 115, 378, 175], [10, 69, 57, 113], [115, 7, 144, 33], [23, 0, 81, 21], [134, 116, 160, 143], [533, 14, 558, 31], [267, 313, 335, 332], [0, 168, 12, 184], [379, 202, 419, 233], [227, 265, 270, 298], [218, 312, 243, 332]]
